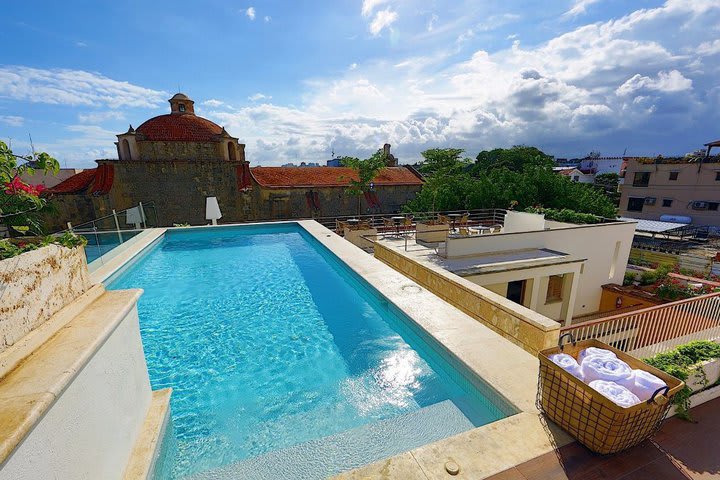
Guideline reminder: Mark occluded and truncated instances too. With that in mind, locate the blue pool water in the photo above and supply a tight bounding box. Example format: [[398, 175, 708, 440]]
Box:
[[108, 224, 512, 479]]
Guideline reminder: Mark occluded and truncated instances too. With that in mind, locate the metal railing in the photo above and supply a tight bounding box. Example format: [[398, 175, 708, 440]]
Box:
[[59, 202, 159, 266], [315, 208, 507, 233], [560, 292, 720, 357]]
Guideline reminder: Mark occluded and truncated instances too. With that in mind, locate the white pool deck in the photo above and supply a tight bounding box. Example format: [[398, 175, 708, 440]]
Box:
[[89, 220, 573, 479]]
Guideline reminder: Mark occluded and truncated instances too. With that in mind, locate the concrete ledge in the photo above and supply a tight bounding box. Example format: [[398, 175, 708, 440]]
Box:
[[373, 241, 560, 355], [334, 412, 573, 480], [124, 388, 172, 480], [0, 283, 105, 379], [0, 289, 143, 465]]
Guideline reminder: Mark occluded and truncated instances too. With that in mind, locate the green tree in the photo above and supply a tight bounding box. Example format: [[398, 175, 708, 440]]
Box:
[[0, 141, 59, 235], [594, 172, 621, 207], [405, 145, 617, 219], [340, 148, 387, 214], [417, 148, 470, 176], [473, 145, 554, 173]]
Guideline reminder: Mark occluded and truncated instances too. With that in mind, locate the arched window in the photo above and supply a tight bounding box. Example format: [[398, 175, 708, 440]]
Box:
[[120, 139, 132, 160], [228, 142, 236, 161]]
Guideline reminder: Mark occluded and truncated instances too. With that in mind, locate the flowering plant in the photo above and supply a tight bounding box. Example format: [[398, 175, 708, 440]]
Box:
[[0, 141, 58, 235]]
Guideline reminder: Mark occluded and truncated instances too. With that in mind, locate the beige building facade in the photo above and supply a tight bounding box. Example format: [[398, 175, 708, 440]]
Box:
[[619, 157, 720, 227]]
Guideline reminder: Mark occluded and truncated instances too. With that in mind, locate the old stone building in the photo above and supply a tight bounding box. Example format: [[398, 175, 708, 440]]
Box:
[[46, 93, 423, 230]]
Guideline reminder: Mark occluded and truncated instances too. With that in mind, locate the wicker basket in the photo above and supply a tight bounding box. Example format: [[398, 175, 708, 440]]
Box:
[[537, 334, 684, 454]]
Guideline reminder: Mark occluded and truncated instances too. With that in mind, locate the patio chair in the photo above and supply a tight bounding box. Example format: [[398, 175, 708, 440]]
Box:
[[437, 214, 450, 224], [459, 213, 469, 226]]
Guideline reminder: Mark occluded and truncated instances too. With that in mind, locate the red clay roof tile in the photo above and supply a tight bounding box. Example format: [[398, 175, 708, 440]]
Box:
[[250, 166, 423, 188], [135, 114, 223, 142]]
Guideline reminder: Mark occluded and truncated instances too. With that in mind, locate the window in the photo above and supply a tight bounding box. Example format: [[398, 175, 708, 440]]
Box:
[[662, 199, 673, 207], [573, 175, 579, 182], [633, 172, 651, 187], [709, 202, 719, 211], [546, 275, 564, 303], [507, 280, 526, 305], [669, 171, 679, 181], [627, 197, 644, 212], [227, 142, 236, 161], [716, 172, 720, 181], [178, 103, 186, 112]]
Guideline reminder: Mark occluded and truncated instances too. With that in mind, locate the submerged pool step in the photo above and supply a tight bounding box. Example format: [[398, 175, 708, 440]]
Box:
[[184, 399, 474, 480]]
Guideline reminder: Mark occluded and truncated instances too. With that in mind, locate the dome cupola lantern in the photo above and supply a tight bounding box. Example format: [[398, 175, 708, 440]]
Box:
[[169, 93, 195, 115]]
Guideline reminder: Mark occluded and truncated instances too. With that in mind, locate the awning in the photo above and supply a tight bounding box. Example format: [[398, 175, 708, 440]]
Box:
[[619, 217, 687, 234]]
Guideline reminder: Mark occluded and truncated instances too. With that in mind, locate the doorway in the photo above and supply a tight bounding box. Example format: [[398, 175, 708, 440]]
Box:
[[507, 280, 526, 305]]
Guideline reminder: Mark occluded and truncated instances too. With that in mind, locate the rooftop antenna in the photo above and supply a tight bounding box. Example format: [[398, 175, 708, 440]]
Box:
[[622, 147, 627, 157]]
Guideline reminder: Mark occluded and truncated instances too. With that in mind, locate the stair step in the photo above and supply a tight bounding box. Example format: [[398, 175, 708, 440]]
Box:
[[185, 399, 474, 480]]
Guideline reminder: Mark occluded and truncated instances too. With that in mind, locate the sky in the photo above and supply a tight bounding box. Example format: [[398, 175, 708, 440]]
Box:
[[1, 0, 719, 168]]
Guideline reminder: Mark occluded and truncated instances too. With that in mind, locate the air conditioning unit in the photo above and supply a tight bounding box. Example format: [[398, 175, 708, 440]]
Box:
[[644, 197, 656, 205], [692, 201, 709, 210]]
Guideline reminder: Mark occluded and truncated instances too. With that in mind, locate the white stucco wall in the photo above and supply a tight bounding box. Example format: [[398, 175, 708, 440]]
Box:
[[503, 211, 546, 233], [446, 220, 636, 317], [0, 306, 152, 480]]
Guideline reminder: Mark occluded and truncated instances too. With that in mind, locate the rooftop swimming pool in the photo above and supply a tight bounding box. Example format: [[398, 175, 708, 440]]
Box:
[[108, 224, 514, 479]]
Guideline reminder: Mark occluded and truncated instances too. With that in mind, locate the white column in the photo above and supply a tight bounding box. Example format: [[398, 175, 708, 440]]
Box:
[[528, 276, 542, 311]]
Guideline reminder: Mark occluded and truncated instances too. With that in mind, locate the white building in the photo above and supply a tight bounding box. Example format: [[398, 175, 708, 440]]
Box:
[[375, 211, 637, 325]]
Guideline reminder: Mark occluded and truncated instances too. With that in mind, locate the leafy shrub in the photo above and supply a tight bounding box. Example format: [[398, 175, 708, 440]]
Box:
[[644, 340, 720, 419], [523, 206, 603, 224], [0, 232, 87, 261], [623, 271, 637, 286]]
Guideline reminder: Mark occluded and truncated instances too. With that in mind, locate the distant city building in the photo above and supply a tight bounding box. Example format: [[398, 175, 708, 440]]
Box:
[[44, 93, 422, 229], [579, 157, 626, 176], [326, 158, 342, 167], [553, 167, 594, 183], [20, 168, 84, 189], [619, 149, 720, 227]]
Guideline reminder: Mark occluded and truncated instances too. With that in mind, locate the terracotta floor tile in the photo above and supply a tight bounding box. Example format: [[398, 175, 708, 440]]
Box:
[[484, 467, 528, 480], [617, 455, 692, 480]]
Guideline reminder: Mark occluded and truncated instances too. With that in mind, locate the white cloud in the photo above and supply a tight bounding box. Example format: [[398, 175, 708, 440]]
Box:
[[361, 0, 388, 17], [248, 93, 271, 102], [202, 99, 225, 107], [77, 110, 125, 124], [245, 7, 256, 20], [616, 70, 693, 96], [0, 66, 166, 108], [349, 63, 358, 70], [427, 14, 438, 32], [264, 15, 271, 22], [0, 115, 24, 127], [369, 8, 398, 36], [563, 0, 601, 18], [75, 41, 87, 48], [697, 39, 720, 56]]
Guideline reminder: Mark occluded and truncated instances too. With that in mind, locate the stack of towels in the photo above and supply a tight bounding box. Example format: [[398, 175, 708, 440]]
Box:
[[549, 347, 667, 408]]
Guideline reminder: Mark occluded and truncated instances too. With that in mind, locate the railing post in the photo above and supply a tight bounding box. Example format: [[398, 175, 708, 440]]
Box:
[[112, 209, 123, 244], [66, 222, 73, 233], [139, 202, 147, 229]]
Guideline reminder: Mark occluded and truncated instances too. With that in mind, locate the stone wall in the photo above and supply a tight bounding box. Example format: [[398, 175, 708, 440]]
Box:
[[250, 184, 420, 220], [100, 160, 253, 226], [136, 141, 223, 161], [373, 242, 560, 354], [45, 161, 422, 229], [0, 245, 90, 353]]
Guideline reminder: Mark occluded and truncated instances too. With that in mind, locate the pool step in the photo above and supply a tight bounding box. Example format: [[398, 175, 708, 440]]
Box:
[[184, 399, 474, 480]]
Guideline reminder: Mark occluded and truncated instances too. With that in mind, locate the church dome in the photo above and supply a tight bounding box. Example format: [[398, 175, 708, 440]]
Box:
[[135, 114, 223, 142]]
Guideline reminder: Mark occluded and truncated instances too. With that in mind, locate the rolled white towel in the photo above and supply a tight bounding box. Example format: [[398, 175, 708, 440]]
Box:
[[581, 356, 635, 388], [549, 353, 584, 380], [589, 380, 641, 408], [578, 347, 617, 363], [631, 369, 667, 402]]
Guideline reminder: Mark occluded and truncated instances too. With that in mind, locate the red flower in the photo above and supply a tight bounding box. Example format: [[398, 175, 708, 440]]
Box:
[[2, 177, 43, 196]]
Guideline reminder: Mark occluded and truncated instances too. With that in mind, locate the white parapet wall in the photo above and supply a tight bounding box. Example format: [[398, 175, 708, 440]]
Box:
[[0, 293, 153, 480]]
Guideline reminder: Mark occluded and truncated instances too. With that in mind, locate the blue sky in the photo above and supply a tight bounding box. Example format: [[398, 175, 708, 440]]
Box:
[[1, 0, 719, 167]]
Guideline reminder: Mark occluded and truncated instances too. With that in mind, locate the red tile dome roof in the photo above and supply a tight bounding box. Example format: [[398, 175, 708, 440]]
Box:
[[135, 114, 223, 142]]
